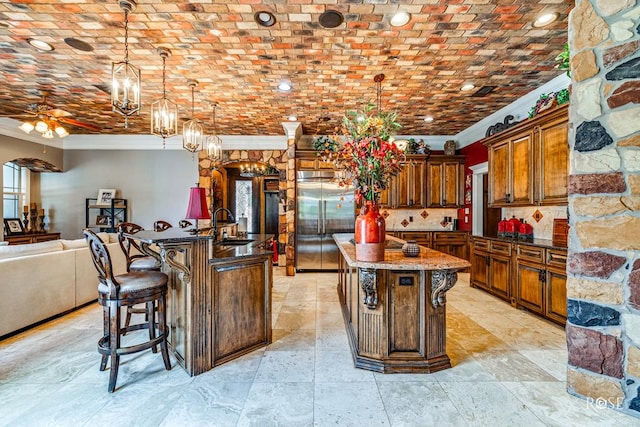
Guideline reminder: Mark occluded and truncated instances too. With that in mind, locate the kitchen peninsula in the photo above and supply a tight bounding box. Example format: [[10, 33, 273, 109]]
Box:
[[127, 228, 273, 376], [335, 233, 470, 373]]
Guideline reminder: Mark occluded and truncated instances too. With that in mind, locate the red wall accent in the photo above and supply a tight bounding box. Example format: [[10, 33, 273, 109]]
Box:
[[456, 141, 488, 231]]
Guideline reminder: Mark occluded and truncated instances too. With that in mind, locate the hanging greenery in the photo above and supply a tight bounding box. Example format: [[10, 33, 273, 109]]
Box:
[[555, 43, 570, 77]]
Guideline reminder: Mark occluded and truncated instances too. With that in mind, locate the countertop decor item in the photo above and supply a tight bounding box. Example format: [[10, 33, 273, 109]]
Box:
[[402, 240, 420, 257]]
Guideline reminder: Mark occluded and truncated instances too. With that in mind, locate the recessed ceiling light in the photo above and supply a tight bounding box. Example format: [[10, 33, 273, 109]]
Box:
[[278, 81, 292, 91], [254, 11, 276, 27], [461, 83, 476, 92], [390, 11, 411, 27], [64, 37, 93, 52], [288, 115, 297, 121], [533, 12, 559, 28], [319, 10, 344, 28], [27, 38, 54, 52], [424, 116, 434, 123]]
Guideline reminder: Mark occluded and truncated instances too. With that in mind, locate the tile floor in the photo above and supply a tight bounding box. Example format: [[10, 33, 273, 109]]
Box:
[[1, 269, 639, 426]]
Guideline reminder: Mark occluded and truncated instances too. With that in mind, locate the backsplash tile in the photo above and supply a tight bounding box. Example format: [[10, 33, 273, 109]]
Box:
[[385, 208, 459, 231], [503, 206, 567, 240]]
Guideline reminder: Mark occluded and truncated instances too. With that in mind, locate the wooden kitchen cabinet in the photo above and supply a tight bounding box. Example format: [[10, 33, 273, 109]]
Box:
[[380, 155, 427, 208], [396, 231, 432, 248], [432, 231, 468, 261], [516, 244, 567, 324], [470, 237, 513, 303], [484, 104, 568, 207], [426, 155, 464, 208], [536, 113, 569, 205]]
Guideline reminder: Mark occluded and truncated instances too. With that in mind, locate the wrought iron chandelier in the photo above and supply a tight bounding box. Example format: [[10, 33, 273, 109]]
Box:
[[111, 0, 141, 128], [150, 47, 178, 147], [182, 80, 204, 158], [206, 103, 223, 168]]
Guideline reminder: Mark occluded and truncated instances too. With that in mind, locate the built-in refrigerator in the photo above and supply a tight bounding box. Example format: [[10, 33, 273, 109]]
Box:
[[296, 170, 355, 271]]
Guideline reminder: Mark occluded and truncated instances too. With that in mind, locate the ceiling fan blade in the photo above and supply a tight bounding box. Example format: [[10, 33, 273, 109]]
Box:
[[45, 108, 73, 118], [57, 117, 101, 131]]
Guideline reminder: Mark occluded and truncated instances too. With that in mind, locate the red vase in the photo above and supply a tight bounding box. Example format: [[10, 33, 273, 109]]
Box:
[[354, 201, 385, 262]]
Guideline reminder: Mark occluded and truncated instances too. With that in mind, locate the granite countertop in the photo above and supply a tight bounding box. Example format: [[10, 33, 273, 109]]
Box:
[[473, 234, 567, 251], [388, 229, 470, 233], [125, 229, 274, 261], [334, 233, 471, 271]]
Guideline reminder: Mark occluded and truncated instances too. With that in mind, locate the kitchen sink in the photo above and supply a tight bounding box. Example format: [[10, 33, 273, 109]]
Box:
[[215, 238, 254, 246]]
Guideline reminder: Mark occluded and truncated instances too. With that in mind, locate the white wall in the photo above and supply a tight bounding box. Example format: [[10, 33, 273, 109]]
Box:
[[40, 150, 198, 239]]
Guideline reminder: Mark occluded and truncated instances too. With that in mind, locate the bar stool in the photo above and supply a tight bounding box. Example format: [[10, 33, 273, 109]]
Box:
[[153, 220, 173, 232], [84, 229, 171, 392], [178, 220, 193, 228], [116, 222, 161, 332]]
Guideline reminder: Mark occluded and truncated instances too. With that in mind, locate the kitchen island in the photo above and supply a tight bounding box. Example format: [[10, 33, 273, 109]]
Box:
[[334, 233, 470, 373], [127, 229, 273, 376]]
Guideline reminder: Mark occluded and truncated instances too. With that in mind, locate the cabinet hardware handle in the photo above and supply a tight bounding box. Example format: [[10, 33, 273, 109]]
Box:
[[486, 256, 490, 266]]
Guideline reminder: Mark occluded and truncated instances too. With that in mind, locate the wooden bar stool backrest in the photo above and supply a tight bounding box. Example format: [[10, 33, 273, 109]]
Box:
[[178, 220, 193, 228], [84, 229, 119, 299], [116, 222, 146, 271], [154, 220, 172, 232]]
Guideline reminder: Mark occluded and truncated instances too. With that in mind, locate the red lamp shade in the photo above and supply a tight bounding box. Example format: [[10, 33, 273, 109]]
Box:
[[185, 186, 211, 220]]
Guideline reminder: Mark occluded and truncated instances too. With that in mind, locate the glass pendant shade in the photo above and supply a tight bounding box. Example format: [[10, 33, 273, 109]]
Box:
[[183, 80, 204, 155], [151, 47, 177, 144], [19, 122, 34, 134], [111, 0, 140, 127], [206, 103, 223, 167]]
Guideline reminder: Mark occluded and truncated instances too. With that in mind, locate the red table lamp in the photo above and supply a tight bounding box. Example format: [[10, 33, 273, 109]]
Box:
[[185, 185, 211, 232]]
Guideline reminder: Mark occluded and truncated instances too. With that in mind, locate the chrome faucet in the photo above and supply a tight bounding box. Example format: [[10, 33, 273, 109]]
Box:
[[213, 208, 235, 240]]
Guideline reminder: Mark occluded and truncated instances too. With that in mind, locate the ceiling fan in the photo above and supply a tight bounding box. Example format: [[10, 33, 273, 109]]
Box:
[[1, 92, 101, 138]]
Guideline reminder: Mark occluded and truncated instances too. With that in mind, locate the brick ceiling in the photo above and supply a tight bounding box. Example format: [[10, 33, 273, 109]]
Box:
[[0, 0, 572, 138]]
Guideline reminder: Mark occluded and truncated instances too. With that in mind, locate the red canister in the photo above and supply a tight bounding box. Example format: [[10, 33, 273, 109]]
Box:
[[497, 218, 507, 238], [519, 220, 534, 241], [505, 216, 522, 239]]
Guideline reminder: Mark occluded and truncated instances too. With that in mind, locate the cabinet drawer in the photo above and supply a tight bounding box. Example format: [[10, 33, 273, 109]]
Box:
[[490, 240, 512, 256], [517, 245, 545, 263], [547, 249, 567, 268], [472, 238, 490, 251], [399, 231, 431, 246], [433, 232, 466, 243]]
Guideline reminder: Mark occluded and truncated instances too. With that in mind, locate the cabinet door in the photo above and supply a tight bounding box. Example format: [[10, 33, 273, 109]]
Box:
[[471, 250, 490, 291], [379, 182, 394, 207], [427, 161, 443, 207], [396, 160, 426, 208], [489, 254, 511, 301], [488, 140, 509, 206], [442, 161, 461, 207], [399, 231, 432, 248], [545, 267, 567, 324], [516, 261, 544, 314], [537, 118, 569, 205], [510, 131, 534, 205]]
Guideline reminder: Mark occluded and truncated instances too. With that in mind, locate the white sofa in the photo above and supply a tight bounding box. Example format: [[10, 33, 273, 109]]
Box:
[[0, 233, 127, 338]]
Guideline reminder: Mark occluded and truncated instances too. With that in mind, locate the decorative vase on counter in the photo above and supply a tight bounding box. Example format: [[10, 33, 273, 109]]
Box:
[[354, 201, 385, 262], [402, 240, 420, 257]]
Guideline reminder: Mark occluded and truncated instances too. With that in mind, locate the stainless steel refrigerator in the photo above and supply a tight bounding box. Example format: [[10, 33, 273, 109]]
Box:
[[296, 170, 355, 271]]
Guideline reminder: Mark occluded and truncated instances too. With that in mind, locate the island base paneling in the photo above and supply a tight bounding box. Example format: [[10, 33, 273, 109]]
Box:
[[338, 254, 452, 373]]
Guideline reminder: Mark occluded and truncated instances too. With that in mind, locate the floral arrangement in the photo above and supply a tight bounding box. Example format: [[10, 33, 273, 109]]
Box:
[[314, 101, 405, 204]]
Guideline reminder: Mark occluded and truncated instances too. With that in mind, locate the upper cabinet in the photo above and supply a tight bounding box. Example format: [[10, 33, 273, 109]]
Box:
[[484, 104, 568, 207], [380, 155, 427, 208], [426, 155, 465, 208]]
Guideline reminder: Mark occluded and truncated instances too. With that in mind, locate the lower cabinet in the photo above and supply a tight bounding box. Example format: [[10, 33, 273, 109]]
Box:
[[396, 231, 432, 248], [432, 232, 468, 261], [471, 237, 566, 325]]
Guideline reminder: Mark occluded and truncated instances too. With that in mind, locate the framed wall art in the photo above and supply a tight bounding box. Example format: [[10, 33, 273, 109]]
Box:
[[96, 189, 116, 206], [3, 218, 25, 236]]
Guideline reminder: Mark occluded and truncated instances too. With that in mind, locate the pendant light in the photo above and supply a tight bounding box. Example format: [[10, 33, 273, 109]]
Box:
[[150, 47, 178, 147], [183, 80, 204, 158], [206, 103, 223, 168], [111, 0, 141, 128]]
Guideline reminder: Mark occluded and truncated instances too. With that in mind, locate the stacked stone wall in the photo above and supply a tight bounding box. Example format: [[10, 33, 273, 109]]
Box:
[[568, 0, 640, 415]]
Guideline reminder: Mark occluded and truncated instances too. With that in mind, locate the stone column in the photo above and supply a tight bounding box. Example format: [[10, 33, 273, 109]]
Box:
[[567, 0, 640, 416]]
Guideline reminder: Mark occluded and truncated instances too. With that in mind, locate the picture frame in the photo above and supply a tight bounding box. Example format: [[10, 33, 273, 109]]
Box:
[[96, 189, 116, 206], [96, 215, 111, 226], [3, 218, 25, 236]]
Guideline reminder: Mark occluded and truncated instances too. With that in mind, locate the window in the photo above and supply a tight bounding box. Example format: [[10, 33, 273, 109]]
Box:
[[235, 180, 253, 232], [3, 162, 29, 219]]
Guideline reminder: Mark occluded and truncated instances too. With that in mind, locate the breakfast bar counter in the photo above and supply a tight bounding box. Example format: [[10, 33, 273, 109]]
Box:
[[127, 229, 273, 376], [334, 233, 470, 373]]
